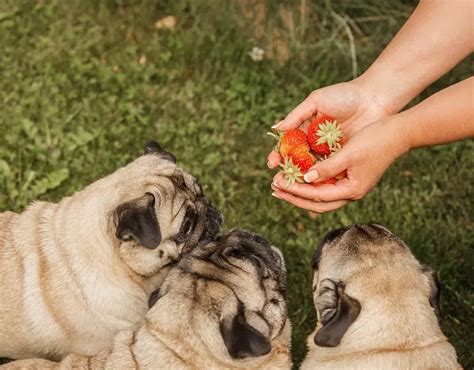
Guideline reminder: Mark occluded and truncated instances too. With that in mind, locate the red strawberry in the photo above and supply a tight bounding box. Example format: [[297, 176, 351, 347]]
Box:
[[268, 129, 308, 158], [280, 148, 315, 186], [312, 177, 337, 186], [287, 147, 314, 174], [312, 170, 346, 186], [307, 115, 342, 156], [310, 141, 331, 156], [335, 170, 347, 180]]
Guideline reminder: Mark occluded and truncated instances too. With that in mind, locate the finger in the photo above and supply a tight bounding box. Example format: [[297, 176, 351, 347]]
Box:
[[303, 149, 350, 183], [273, 175, 355, 202], [272, 172, 287, 188], [267, 151, 282, 169], [273, 90, 321, 131], [272, 189, 349, 213]]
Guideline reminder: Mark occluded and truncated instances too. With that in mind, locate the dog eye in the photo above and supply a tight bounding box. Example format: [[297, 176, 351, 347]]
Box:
[[182, 219, 194, 236], [175, 209, 196, 243], [226, 248, 245, 259]]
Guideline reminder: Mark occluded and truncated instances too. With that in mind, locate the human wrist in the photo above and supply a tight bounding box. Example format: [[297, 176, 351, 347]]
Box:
[[380, 115, 412, 159], [351, 73, 394, 117], [353, 64, 415, 116]]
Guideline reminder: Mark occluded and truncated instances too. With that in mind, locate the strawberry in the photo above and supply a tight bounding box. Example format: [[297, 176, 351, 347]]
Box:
[[312, 171, 347, 186], [280, 148, 315, 187], [310, 141, 331, 157], [267, 119, 346, 187], [287, 147, 314, 174], [307, 115, 342, 156], [313, 177, 337, 186], [335, 170, 347, 180], [268, 129, 308, 158]]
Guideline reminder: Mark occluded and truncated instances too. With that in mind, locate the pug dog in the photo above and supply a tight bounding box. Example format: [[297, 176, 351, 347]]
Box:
[[0, 141, 222, 361], [301, 224, 460, 370], [2, 230, 292, 370]]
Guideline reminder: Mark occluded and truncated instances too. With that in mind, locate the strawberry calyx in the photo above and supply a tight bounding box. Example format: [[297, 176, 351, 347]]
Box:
[[267, 130, 283, 151], [316, 120, 342, 150], [279, 156, 305, 187]]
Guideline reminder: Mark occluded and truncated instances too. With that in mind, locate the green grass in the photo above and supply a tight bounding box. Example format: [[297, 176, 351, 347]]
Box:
[[0, 0, 472, 367]]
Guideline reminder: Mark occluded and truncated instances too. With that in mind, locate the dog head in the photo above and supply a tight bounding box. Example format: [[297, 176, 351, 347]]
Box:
[[96, 141, 222, 278], [147, 229, 290, 366], [310, 223, 440, 348]]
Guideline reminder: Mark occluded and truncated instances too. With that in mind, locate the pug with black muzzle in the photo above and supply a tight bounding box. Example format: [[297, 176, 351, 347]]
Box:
[[2, 230, 292, 370], [301, 224, 460, 369], [0, 141, 222, 361]]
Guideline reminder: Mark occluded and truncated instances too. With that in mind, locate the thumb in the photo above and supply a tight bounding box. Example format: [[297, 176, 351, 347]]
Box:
[[272, 90, 320, 131], [304, 150, 349, 183]]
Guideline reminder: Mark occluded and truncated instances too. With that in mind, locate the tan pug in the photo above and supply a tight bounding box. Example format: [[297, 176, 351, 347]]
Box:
[[0, 141, 222, 361], [301, 224, 460, 370], [2, 230, 292, 370]]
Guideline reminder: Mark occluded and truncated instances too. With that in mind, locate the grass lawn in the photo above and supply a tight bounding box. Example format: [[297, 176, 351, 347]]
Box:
[[1, 0, 472, 367]]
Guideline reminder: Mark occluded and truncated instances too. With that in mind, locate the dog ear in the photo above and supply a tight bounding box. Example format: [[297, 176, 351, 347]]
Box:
[[143, 141, 176, 163], [115, 193, 162, 249], [220, 306, 271, 359], [199, 202, 223, 243], [421, 264, 441, 322], [314, 279, 361, 347]]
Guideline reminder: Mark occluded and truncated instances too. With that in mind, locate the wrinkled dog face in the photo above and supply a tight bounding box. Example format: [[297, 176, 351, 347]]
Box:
[[310, 224, 440, 348], [153, 229, 288, 360], [108, 141, 222, 277]]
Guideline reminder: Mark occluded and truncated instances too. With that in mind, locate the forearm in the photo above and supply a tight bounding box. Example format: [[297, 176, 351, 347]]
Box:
[[355, 0, 474, 115], [397, 77, 474, 151]]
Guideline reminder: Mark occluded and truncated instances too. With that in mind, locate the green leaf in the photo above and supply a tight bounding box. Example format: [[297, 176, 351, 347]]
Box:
[[30, 169, 70, 197], [0, 160, 12, 177]]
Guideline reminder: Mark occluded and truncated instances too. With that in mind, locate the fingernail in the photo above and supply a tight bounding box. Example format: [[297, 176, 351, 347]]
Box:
[[267, 161, 274, 169], [271, 192, 282, 199], [271, 182, 281, 191], [304, 170, 319, 183], [271, 120, 283, 129]]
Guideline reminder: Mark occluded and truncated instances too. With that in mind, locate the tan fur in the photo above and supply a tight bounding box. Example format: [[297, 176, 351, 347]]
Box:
[[301, 224, 461, 370], [0, 152, 214, 360], [2, 231, 292, 369]]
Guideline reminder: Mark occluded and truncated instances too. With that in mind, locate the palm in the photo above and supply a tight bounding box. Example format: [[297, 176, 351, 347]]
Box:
[[311, 82, 385, 138]]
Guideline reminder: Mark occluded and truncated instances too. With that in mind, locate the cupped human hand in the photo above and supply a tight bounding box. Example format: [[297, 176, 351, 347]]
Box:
[[267, 79, 388, 168], [270, 117, 410, 213]]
